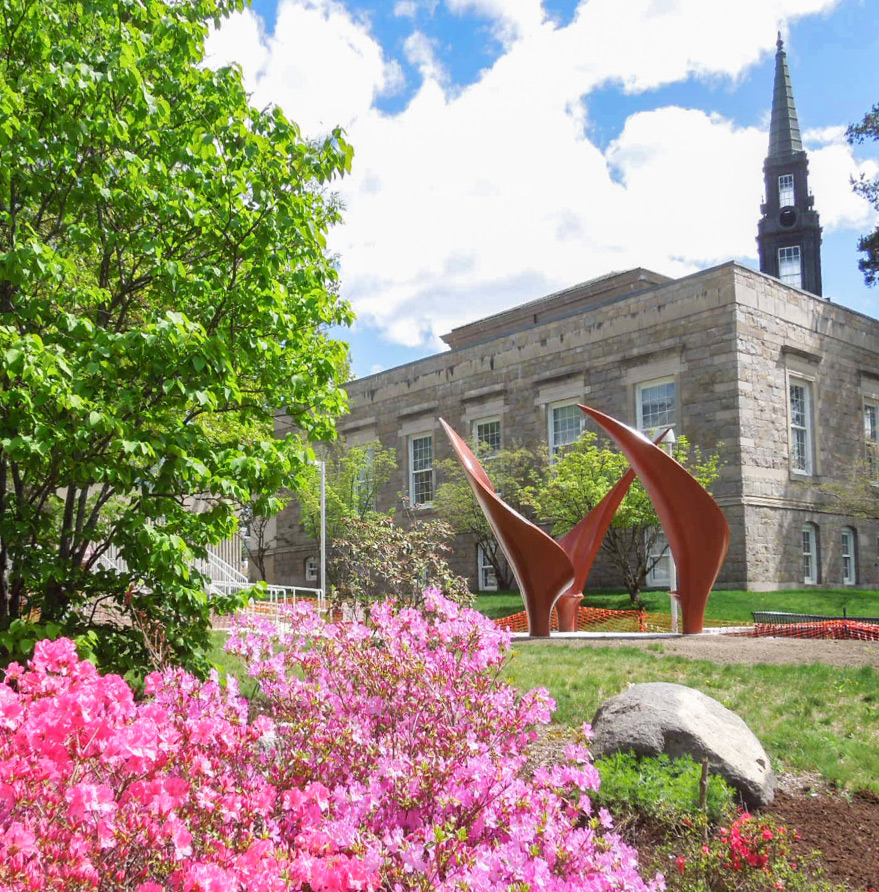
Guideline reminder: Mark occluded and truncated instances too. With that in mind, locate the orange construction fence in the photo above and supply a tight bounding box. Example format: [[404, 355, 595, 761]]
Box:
[[494, 606, 744, 635], [494, 607, 879, 640], [213, 599, 879, 642]]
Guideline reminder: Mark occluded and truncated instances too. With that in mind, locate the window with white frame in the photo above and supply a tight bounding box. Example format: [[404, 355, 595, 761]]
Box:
[[477, 545, 498, 592], [548, 402, 583, 457], [865, 400, 879, 480], [473, 417, 502, 456], [305, 556, 318, 582], [409, 434, 434, 506], [788, 378, 814, 475], [802, 524, 818, 584], [778, 173, 795, 207], [841, 528, 857, 585], [646, 529, 673, 587], [636, 378, 676, 434], [778, 246, 802, 288]]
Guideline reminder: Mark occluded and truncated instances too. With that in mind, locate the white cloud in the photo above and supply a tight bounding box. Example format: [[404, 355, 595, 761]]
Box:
[[206, 0, 868, 351], [394, 1, 418, 16], [804, 125, 848, 146], [809, 150, 879, 234], [605, 108, 767, 263], [445, 0, 545, 44], [403, 31, 447, 83], [202, 7, 268, 94], [206, 0, 403, 137]]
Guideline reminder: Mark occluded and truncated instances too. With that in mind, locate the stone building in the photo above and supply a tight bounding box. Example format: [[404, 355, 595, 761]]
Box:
[[267, 39, 879, 594]]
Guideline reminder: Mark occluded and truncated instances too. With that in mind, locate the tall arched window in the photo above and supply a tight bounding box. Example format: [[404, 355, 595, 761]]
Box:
[[841, 528, 857, 586], [802, 523, 818, 585]]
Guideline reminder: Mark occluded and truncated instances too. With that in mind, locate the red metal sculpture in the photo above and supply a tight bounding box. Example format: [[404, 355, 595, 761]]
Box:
[[441, 411, 728, 636], [440, 418, 654, 635], [439, 419, 573, 636], [578, 406, 730, 634]]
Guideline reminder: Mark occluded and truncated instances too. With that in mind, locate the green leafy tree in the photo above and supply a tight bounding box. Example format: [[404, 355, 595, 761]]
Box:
[[299, 440, 398, 545], [847, 104, 879, 286], [434, 442, 547, 590], [819, 458, 879, 519], [0, 0, 353, 679], [531, 432, 723, 604]]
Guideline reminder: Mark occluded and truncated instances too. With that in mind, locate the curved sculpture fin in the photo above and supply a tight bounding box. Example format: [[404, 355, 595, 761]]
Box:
[[578, 406, 729, 634], [440, 418, 574, 636]]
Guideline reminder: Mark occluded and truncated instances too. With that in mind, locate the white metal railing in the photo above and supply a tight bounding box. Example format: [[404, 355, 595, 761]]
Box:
[[89, 541, 325, 621], [208, 580, 324, 610], [194, 549, 249, 587], [93, 544, 127, 575]]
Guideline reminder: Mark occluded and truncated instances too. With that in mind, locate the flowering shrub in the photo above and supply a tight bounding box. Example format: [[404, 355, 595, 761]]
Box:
[[668, 812, 834, 891], [327, 518, 473, 613], [0, 590, 661, 891]]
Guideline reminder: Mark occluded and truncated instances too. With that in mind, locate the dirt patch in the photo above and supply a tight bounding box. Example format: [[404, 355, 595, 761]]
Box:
[[769, 786, 879, 890], [516, 634, 879, 668]]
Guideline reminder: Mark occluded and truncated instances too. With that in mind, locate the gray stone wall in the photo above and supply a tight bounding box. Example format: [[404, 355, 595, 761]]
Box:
[[731, 265, 879, 589], [270, 262, 879, 595]]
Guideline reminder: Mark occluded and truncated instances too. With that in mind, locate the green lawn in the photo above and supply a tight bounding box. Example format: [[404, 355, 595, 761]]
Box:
[[503, 643, 879, 794], [209, 631, 259, 699], [213, 593, 879, 794], [475, 588, 879, 623]]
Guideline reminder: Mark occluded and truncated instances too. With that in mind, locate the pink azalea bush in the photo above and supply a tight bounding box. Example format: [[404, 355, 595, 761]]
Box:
[[0, 589, 662, 891]]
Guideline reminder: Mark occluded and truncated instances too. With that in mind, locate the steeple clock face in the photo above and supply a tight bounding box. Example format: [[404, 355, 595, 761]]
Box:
[[779, 207, 797, 228]]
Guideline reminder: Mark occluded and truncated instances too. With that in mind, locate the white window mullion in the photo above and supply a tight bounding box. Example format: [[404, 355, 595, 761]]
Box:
[[842, 529, 856, 585], [778, 246, 802, 288], [409, 434, 434, 506], [778, 173, 795, 207], [636, 377, 676, 435], [548, 402, 582, 457], [865, 401, 879, 481], [477, 545, 498, 592], [789, 379, 813, 475], [473, 417, 502, 456], [802, 525, 817, 584]]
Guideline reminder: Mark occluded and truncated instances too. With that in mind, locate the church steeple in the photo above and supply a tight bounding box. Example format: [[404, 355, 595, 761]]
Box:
[[768, 32, 803, 157], [757, 34, 823, 296]]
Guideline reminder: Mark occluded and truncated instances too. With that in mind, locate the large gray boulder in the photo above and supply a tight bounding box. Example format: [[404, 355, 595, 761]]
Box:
[[591, 682, 775, 808]]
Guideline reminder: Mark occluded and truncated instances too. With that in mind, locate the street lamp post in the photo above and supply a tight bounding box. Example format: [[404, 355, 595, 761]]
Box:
[[319, 458, 326, 612], [308, 458, 327, 612]]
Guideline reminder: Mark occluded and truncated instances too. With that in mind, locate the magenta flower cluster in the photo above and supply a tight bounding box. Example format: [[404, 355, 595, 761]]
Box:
[[0, 589, 662, 891]]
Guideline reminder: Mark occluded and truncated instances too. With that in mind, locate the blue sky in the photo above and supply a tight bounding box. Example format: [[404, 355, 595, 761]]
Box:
[[206, 0, 879, 379]]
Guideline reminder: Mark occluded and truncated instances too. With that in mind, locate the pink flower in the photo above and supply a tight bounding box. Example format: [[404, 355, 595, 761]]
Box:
[[66, 783, 117, 823], [31, 638, 79, 674], [182, 861, 235, 892], [3, 823, 38, 858]]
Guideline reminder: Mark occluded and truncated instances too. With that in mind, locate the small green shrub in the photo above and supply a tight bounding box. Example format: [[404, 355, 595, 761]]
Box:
[[328, 517, 473, 612], [595, 752, 737, 828]]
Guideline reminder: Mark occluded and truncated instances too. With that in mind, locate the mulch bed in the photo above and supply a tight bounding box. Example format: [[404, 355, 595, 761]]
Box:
[[616, 784, 879, 890], [766, 787, 879, 890]]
